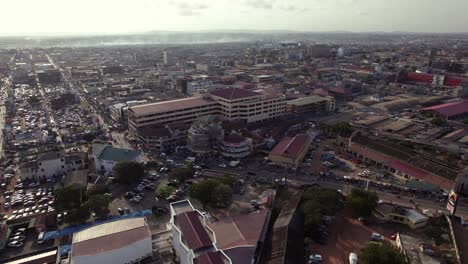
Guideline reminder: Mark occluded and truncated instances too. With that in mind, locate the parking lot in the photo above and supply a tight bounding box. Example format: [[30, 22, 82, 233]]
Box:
[[309, 208, 394, 264]]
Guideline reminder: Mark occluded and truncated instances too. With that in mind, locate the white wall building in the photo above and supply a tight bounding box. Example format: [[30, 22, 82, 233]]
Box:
[[91, 144, 142, 174]]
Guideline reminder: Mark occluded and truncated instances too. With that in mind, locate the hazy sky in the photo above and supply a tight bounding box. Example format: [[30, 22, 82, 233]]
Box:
[[1, 0, 467, 35]]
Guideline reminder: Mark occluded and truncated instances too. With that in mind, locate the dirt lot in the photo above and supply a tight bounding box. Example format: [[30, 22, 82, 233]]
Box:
[[309, 208, 394, 264]]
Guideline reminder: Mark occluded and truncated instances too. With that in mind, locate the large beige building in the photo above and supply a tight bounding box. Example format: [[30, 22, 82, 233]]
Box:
[[286, 95, 335, 114], [128, 88, 286, 136]]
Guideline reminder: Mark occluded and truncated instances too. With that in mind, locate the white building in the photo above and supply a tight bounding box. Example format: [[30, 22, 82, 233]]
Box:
[[91, 144, 142, 174], [69, 217, 152, 264], [128, 87, 286, 137], [19, 151, 88, 181]]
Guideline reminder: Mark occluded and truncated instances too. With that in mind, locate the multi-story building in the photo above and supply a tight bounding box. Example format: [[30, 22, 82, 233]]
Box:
[[128, 88, 286, 137], [269, 134, 312, 167], [170, 200, 269, 264], [19, 151, 88, 180], [186, 115, 224, 154], [219, 133, 253, 158], [286, 95, 335, 114]]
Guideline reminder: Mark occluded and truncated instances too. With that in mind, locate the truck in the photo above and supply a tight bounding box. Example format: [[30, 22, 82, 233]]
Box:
[[349, 252, 358, 264]]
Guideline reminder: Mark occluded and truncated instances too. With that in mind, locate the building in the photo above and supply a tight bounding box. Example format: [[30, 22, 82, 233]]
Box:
[[347, 133, 458, 191], [307, 45, 330, 58], [253, 75, 275, 83], [170, 200, 269, 264], [110, 103, 127, 123], [373, 203, 429, 229], [268, 134, 311, 167], [395, 234, 441, 264], [421, 101, 468, 120], [37, 69, 61, 84], [170, 200, 230, 264], [186, 115, 224, 154], [19, 151, 88, 180], [91, 144, 142, 174], [337, 47, 352, 57], [138, 122, 189, 152], [69, 218, 152, 264], [286, 96, 335, 114], [265, 188, 304, 264], [219, 133, 253, 158], [128, 88, 286, 137]]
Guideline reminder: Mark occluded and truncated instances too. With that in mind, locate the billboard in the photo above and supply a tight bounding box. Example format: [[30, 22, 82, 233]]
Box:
[[447, 190, 458, 215]]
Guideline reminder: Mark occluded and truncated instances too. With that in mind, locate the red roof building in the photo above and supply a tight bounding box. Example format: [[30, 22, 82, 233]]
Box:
[[421, 101, 468, 120], [269, 134, 311, 166], [407, 72, 434, 84]]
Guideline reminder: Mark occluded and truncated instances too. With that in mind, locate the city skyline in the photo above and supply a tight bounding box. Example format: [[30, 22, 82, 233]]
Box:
[[1, 0, 468, 36]]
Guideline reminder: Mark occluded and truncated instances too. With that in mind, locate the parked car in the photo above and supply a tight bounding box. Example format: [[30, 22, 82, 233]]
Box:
[[8, 241, 23, 247]]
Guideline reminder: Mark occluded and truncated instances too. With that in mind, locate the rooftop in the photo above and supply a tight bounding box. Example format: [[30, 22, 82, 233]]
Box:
[[72, 218, 150, 257], [208, 210, 269, 249], [92, 144, 141, 162], [130, 97, 216, 116], [209, 88, 261, 100], [398, 234, 441, 264], [176, 211, 213, 251], [270, 134, 311, 160], [375, 203, 428, 223], [286, 95, 328, 106], [422, 101, 468, 118]]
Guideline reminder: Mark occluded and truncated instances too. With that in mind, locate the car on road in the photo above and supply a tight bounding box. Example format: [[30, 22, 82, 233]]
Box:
[[371, 232, 384, 241], [309, 254, 323, 263]]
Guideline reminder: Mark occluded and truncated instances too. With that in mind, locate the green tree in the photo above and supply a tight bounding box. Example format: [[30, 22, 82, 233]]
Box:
[[54, 188, 82, 211], [301, 188, 344, 234], [360, 242, 407, 264], [113, 161, 145, 184], [65, 205, 91, 224], [85, 194, 111, 219], [156, 185, 175, 199], [212, 183, 233, 208], [188, 179, 219, 208], [347, 188, 378, 217]]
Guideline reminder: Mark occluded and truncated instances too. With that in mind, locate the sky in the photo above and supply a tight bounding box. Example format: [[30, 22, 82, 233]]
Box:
[[1, 0, 467, 35]]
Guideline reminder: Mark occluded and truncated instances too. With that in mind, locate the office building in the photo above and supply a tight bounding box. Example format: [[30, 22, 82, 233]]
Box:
[[286, 95, 335, 114], [128, 88, 286, 137]]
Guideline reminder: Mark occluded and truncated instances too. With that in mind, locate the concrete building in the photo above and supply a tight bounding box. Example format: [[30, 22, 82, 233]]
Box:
[[396, 234, 441, 264], [373, 203, 429, 229], [128, 88, 286, 137], [138, 122, 189, 152], [421, 100, 468, 120], [268, 134, 311, 167], [19, 151, 88, 180], [69, 218, 152, 264], [91, 144, 142, 174], [219, 133, 253, 158], [186, 115, 224, 154], [286, 95, 335, 114], [170, 200, 269, 264]]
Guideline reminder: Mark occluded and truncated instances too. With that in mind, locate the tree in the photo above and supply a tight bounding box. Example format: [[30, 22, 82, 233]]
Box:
[[156, 185, 175, 199], [188, 178, 234, 208], [301, 188, 344, 234], [113, 161, 145, 184], [347, 188, 378, 217], [360, 242, 406, 264], [54, 188, 82, 211], [188, 179, 219, 208], [86, 194, 111, 219], [212, 184, 233, 208], [65, 205, 91, 224], [82, 133, 96, 142]]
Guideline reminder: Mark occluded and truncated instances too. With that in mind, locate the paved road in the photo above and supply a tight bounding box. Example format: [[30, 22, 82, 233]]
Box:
[[294, 178, 468, 218]]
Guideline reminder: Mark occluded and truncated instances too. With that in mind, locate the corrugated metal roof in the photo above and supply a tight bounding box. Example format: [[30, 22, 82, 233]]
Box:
[[73, 217, 147, 243], [176, 211, 213, 251], [422, 101, 468, 118], [210, 87, 261, 100]]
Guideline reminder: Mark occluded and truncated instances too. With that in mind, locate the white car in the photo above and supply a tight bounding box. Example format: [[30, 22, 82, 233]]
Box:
[[309, 254, 323, 263], [371, 232, 384, 241], [218, 164, 227, 168], [8, 240, 23, 247]]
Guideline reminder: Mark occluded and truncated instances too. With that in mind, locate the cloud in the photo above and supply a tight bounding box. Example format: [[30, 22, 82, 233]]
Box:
[[357, 10, 369, 16], [277, 4, 310, 12], [245, 0, 275, 9], [169, 0, 208, 16]]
